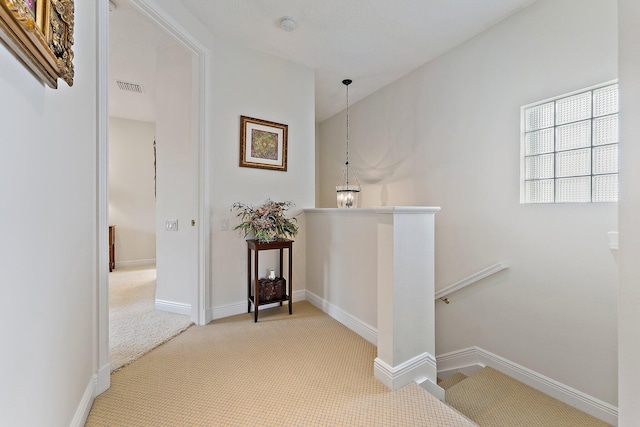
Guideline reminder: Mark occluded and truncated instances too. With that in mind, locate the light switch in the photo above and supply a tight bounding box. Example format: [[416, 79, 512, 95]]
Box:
[[165, 219, 178, 231]]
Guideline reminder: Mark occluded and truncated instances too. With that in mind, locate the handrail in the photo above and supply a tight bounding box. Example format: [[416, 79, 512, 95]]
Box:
[[435, 262, 508, 303]]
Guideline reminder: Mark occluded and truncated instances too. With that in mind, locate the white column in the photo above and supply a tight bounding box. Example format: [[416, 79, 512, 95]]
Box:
[[373, 206, 441, 394]]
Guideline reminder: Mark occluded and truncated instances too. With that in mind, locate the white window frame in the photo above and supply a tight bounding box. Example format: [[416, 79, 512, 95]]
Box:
[[520, 80, 619, 204]]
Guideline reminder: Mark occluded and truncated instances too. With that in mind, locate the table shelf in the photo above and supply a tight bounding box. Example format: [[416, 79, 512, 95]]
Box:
[[249, 294, 290, 306]]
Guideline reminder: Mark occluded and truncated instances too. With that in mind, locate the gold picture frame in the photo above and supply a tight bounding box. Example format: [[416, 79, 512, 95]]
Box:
[[0, 0, 74, 88], [239, 116, 288, 172]]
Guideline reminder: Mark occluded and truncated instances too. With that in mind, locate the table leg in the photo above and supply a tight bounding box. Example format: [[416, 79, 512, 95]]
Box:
[[279, 248, 284, 306], [288, 245, 293, 315], [254, 248, 260, 322], [247, 247, 252, 313]]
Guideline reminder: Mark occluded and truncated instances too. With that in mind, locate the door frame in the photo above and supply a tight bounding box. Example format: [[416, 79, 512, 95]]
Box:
[[96, 0, 210, 394]]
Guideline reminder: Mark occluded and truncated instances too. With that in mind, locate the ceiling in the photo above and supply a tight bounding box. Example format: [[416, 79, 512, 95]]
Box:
[[109, 0, 539, 123]]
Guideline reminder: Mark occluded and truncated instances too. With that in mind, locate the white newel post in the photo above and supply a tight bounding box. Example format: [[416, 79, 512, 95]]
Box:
[[373, 206, 441, 395]]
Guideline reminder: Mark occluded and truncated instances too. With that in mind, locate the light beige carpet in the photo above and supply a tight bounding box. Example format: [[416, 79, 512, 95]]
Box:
[[109, 266, 193, 372], [443, 367, 611, 427], [438, 372, 468, 391], [88, 302, 476, 426]]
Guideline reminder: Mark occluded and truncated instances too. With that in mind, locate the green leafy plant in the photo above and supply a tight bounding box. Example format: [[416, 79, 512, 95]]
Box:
[[231, 199, 299, 242]]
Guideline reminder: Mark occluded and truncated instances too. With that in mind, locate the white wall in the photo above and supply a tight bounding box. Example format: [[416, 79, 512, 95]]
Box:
[[149, 0, 316, 317], [208, 39, 316, 314], [154, 43, 194, 307], [109, 117, 156, 265], [617, 1, 640, 425], [318, 0, 618, 406], [0, 2, 98, 426]]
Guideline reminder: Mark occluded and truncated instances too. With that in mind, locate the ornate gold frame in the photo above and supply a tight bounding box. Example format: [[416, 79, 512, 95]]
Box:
[[239, 115, 288, 172], [0, 0, 74, 88]]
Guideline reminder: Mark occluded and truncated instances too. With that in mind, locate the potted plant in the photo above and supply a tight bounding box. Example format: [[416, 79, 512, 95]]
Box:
[[231, 199, 299, 242]]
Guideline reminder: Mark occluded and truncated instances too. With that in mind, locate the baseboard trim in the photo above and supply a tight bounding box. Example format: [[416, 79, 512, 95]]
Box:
[[305, 290, 377, 345], [114, 259, 156, 269], [70, 374, 97, 427], [155, 299, 191, 316], [96, 363, 110, 395], [374, 351, 437, 391], [436, 346, 618, 426], [437, 346, 481, 376], [209, 290, 306, 321]]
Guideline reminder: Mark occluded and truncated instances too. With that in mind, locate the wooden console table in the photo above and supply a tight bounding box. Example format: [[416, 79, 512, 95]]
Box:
[[246, 239, 293, 322], [109, 225, 116, 272]]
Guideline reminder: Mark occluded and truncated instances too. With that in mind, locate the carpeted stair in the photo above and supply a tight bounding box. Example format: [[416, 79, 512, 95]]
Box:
[[438, 367, 611, 427]]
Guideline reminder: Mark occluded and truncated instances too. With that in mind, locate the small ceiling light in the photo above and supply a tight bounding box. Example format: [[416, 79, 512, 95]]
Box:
[[280, 16, 296, 32], [336, 79, 361, 208]]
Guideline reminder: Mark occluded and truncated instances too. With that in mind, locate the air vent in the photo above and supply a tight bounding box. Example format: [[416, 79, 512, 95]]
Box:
[[116, 80, 144, 93]]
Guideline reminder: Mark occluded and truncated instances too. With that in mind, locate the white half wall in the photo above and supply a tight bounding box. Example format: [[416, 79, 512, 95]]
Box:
[[0, 2, 99, 425], [305, 209, 379, 330], [109, 117, 156, 265], [617, 1, 640, 425], [317, 0, 618, 406]]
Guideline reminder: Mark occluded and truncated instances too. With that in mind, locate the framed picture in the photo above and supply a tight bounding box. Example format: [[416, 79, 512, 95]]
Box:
[[239, 115, 288, 172], [0, 0, 74, 88]]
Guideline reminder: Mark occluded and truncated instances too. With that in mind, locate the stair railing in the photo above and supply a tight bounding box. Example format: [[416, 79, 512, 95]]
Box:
[[435, 262, 508, 304]]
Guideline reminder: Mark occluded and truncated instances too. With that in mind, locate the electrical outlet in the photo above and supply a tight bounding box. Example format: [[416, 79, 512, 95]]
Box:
[[165, 219, 178, 231], [221, 219, 229, 231]]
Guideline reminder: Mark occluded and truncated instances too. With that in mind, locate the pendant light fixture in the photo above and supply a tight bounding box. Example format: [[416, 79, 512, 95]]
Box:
[[336, 79, 361, 208]]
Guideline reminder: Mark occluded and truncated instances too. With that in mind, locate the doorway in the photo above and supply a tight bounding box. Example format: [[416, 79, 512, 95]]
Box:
[[98, 0, 209, 392]]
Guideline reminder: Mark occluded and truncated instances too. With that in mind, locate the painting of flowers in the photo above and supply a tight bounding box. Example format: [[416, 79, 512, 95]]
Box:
[[251, 129, 278, 160]]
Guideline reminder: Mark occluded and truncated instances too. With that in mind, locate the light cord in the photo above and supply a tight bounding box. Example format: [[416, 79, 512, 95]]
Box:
[[345, 81, 350, 185]]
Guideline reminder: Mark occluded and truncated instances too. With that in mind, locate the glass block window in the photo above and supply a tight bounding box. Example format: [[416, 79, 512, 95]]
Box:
[[521, 82, 618, 203]]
